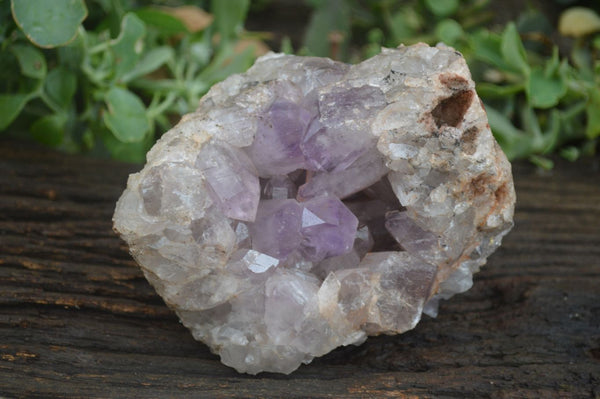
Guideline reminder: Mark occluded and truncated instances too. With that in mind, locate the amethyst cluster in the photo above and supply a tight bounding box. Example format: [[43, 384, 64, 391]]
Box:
[[194, 78, 389, 271], [113, 43, 516, 374]]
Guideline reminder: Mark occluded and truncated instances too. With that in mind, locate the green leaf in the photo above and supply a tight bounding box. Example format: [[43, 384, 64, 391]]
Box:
[[186, 29, 213, 66], [526, 67, 567, 109], [424, 0, 459, 18], [529, 154, 554, 170], [101, 126, 153, 163], [387, 8, 421, 43], [486, 105, 532, 160], [30, 113, 67, 146], [45, 67, 77, 109], [103, 87, 150, 143], [435, 19, 463, 45], [541, 110, 562, 154], [0, 94, 30, 130], [121, 46, 174, 83], [11, 0, 87, 48], [560, 146, 580, 162], [367, 28, 384, 45], [134, 8, 189, 37], [82, 128, 94, 150], [212, 0, 250, 41], [476, 83, 524, 98], [280, 36, 293, 54], [200, 45, 255, 86], [11, 44, 46, 79], [593, 35, 600, 50], [572, 46, 594, 80], [110, 13, 146, 82], [500, 23, 530, 75], [586, 89, 600, 139], [303, 0, 351, 58], [470, 30, 512, 71], [520, 104, 542, 138], [544, 47, 560, 76]]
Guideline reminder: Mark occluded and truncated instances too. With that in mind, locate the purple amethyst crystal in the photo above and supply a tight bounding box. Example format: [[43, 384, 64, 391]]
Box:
[[300, 195, 359, 262], [249, 199, 303, 260], [114, 44, 516, 375], [297, 147, 389, 200], [248, 195, 358, 264], [246, 98, 314, 176], [301, 85, 386, 172]]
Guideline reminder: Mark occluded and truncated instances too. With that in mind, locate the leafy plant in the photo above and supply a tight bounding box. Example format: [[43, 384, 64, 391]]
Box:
[[1, 0, 258, 162], [4, 0, 599, 166], [302, 0, 600, 166], [468, 20, 599, 167]]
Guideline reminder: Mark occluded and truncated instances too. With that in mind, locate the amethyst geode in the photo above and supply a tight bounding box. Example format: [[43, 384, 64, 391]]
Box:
[[113, 43, 515, 374]]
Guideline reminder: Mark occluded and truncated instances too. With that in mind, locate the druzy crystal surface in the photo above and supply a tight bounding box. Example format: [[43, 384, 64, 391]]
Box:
[[113, 43, 516, 375]]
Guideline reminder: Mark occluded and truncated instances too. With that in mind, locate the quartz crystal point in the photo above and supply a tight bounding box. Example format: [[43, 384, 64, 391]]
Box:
[[113, 43, 516, 375]]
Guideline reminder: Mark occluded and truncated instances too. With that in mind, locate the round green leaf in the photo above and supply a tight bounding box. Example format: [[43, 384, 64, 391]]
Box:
[[388, 9, 421, 41], [435, 19, 463, 45], [103, 87, 150, 143], [11, 0, 88, 48], [30, 113, 67, 146], [11, 44, 46, 79], [425, 0, 459, 18]]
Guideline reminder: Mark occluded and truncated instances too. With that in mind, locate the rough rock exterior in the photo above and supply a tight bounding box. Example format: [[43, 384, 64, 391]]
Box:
[[113, 43, 516, 375]]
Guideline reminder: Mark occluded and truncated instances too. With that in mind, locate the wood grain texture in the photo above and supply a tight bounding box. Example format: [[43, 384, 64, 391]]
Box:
[[1, 139, 599, 398]]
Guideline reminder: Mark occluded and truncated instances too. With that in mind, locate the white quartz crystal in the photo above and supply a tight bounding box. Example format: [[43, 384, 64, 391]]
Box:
[[113, 43, 515, 375]]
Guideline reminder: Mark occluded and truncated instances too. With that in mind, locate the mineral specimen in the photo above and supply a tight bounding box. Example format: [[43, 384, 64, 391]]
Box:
[[113, 43, 516, 375]]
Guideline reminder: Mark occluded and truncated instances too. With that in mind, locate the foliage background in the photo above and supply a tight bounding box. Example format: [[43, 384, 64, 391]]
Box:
[[1, 0, 599, 168]]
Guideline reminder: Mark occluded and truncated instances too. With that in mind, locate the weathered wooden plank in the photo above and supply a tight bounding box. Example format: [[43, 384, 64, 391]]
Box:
[[1, 139, 599, 398]]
